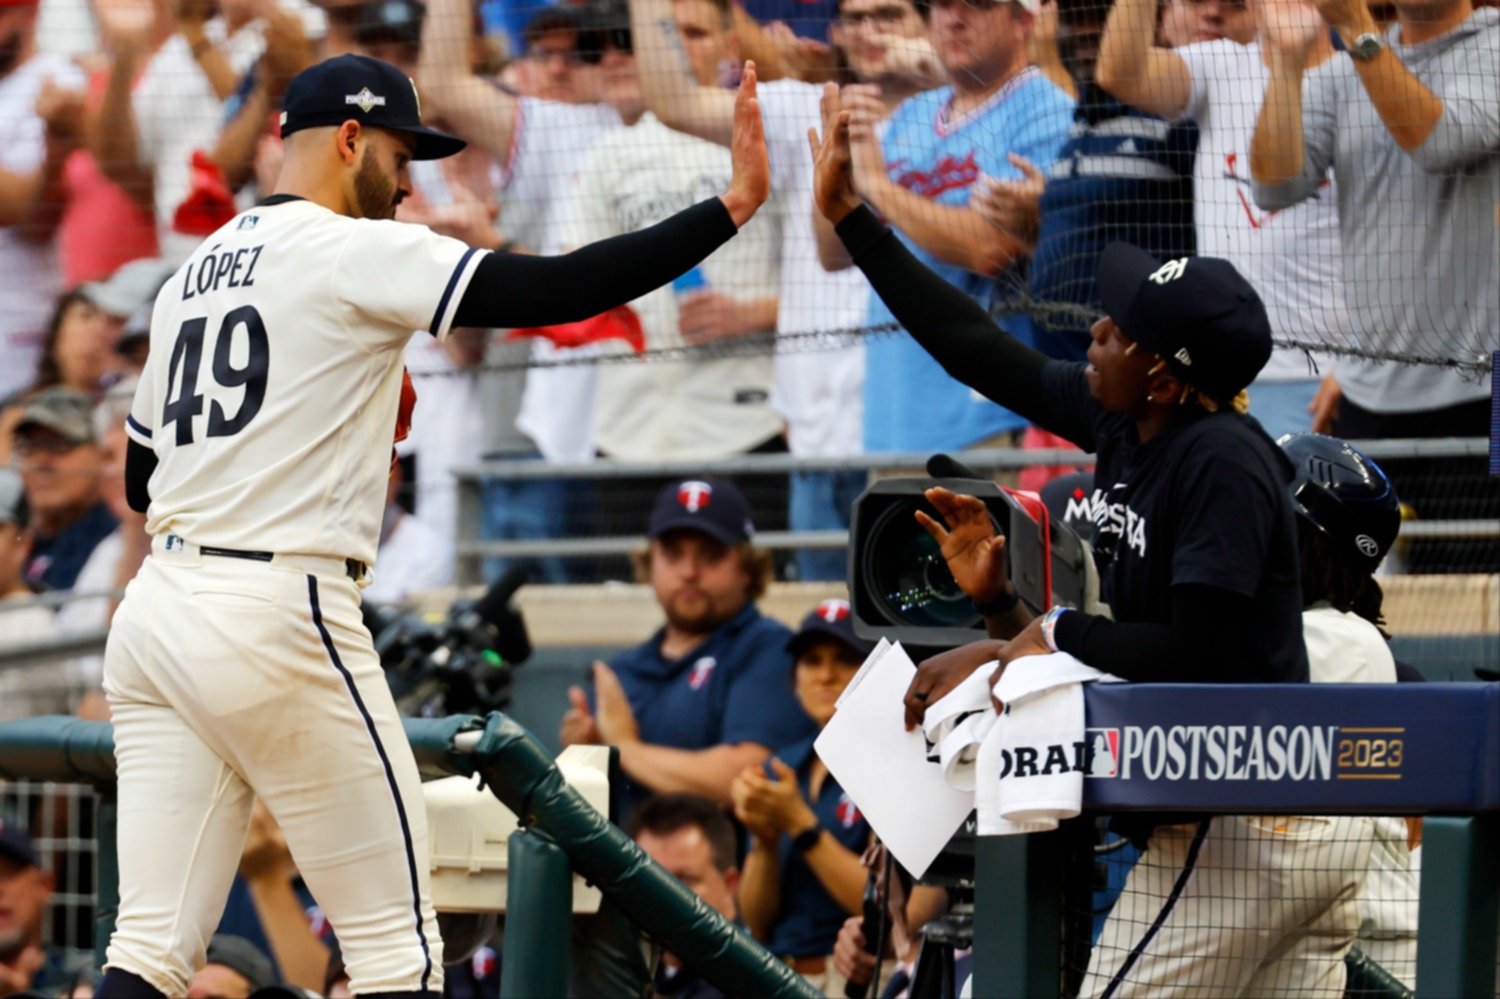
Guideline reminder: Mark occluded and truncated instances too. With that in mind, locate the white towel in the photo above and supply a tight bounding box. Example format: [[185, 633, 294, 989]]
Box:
[[921, 660, 1000, 791], [981, 654, 1116, 835]]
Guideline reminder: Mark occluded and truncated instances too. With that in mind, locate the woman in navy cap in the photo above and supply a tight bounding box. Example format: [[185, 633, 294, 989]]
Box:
[[729, 598, 873, 993]]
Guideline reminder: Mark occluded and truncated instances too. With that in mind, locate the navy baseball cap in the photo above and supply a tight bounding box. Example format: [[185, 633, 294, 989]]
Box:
[[648, 477, 754, 546], [1096, 243, 1273, 401], [0, 818, 40, 868], [788, 598, 875, 659], [279, 54, 465, 161]]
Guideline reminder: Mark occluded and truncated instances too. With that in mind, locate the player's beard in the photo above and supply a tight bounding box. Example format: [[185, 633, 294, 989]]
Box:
[[661, 587, 743, 638], [353, 146, 398, 220]]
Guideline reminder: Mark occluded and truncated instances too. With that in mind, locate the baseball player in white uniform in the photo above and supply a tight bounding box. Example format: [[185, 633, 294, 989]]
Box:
[[98, 53, 769, 998]]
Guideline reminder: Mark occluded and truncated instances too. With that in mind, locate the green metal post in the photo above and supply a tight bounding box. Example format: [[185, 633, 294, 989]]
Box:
[[1415, 814, 1500, 999], [972, 831, 1063, 998], [501, 829, 574, 999], [94, 785, 118, 968]]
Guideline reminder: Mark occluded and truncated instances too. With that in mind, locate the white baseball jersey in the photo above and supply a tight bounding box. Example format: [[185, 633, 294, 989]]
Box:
[[124, 197, 487, 566]]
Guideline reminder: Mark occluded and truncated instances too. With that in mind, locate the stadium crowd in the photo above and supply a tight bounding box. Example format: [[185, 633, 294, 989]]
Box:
[[0, 0, 1495, 987]]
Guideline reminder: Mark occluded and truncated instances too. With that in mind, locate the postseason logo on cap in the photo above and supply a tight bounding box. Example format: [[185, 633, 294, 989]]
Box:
[[345, 87, 387, 113]]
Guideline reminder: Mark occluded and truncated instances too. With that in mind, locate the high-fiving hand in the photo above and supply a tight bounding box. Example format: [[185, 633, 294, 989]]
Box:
[[722, 61, 771, 228], [806, 82, 862, 224]]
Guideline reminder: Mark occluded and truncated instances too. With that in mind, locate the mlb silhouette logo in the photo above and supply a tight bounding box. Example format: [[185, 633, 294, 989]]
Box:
[[678, 480, 713, 512], [1085, 728, 1121, 778], [687, 656, 717, 690], [816, 599, 850, 623], [836, 793, 862, 828]]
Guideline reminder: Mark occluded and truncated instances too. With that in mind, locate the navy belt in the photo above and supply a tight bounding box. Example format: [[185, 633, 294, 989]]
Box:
[[199, 545, 367, 581]]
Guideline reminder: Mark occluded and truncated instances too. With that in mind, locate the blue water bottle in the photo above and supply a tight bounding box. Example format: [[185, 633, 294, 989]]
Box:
[[672, 266, 707, 297]]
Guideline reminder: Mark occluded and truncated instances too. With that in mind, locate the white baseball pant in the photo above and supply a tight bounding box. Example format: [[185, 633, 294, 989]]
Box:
[[102, 539, 444, 996], [1080, 814, 1372, 999]]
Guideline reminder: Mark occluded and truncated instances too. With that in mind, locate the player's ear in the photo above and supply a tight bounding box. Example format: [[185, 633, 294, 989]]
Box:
[[336, 120, 363, 165]]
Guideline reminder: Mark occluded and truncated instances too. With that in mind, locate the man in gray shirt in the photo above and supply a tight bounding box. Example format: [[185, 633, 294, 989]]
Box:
[[1250, 0, 1497, 570]]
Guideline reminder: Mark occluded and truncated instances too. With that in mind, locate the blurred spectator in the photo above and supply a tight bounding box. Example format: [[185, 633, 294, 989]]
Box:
[[395, 328, 484, 556], [633, 0, 939, 580], [548, 0, 783, 465], [630, 793, 741, 999], [0, 468, 66, 723], [93, 0, 271, 263], [840, 0, 1073, 454], [187, 935, 279, 998], [0, 821, 65, 995], [0, 0, 87, 400], [55, 381, 150, 654], [975, 0, 1197, 366], [1097, 0, 1346, 441], [364, 463, 455, 605], [1251, 0, 1498, 569], [514, 5, 588, 102], [420, 0, 619, 583], [558, 478, 816, 816], [740, 0, 841, 42], [353, 0, 423, 70], [1157, 0, 1253, 45], [731, 599, 872, 993], [13, 387, 117, 592]]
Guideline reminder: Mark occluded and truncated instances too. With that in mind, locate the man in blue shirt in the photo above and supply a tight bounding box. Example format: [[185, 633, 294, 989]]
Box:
[[559, 477, 817, 817], [841, 0, 1074, 452]]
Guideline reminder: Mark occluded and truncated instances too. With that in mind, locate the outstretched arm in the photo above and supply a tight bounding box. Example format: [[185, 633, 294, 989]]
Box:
[[418, 0, 520, 164], [1095, 0, 1192, 119], [453, 62, 770, 328], [631, 0, 737, 146]]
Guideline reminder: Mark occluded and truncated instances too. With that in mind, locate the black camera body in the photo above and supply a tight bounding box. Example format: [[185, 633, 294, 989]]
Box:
[[847, 461, 1099, 650]]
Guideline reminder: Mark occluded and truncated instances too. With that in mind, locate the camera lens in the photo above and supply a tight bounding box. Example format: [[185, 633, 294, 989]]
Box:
[[859, 500, 994, 629]]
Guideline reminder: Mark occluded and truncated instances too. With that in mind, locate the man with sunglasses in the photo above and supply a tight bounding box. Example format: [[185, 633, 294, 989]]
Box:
[[630, 0, 941, 580]]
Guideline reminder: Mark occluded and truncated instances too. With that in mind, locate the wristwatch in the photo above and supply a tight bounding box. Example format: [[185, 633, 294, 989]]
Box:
[[1346, 31, 1385, 61], [791, 824, 822, 854]]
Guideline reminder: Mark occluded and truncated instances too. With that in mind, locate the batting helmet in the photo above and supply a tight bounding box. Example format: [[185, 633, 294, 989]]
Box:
[[1278, 432, 1401, 573]]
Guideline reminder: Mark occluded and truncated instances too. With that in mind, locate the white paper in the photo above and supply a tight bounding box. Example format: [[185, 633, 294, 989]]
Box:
[[815, 641, 974, 878]]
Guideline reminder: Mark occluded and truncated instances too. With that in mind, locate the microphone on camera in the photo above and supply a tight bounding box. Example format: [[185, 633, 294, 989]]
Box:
[[925, 453, 989, 482]]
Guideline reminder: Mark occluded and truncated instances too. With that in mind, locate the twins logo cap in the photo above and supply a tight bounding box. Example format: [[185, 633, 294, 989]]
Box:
[[1096, 242, 1273, 401], [280, 54, 466, 161], [648, 477, 755, 547], [787, 598, 875, 660]]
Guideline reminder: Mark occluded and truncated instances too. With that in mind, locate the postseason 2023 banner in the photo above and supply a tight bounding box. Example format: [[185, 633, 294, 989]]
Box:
[[1051, 683, 1500, 815]]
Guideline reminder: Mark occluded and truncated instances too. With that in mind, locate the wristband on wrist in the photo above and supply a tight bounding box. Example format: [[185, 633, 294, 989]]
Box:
[[972, 588, 1020, 617], [791, 823, 822, 854], [1040, 605, 1068, 652]]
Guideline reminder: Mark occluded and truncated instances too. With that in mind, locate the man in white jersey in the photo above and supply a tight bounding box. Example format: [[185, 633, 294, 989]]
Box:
[[100, 52, 769, 999]]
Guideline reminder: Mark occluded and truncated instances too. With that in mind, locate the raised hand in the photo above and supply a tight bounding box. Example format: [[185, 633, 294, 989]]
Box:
[[35, 79, 86, 149], [1257, 0, 1327, 61], [592, 660, 640, 745], [806, 82, 861, 224], [559, 683, 601, 746], [970, 153, 1046, 247], [915, 486, 1013, 605], [722, 60, 770, 228]]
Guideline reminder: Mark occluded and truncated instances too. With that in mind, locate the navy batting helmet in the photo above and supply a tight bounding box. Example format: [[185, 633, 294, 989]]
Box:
[[1278, 433, 1401, 574]]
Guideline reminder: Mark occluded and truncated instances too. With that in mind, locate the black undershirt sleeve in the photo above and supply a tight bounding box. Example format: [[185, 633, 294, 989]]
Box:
[[125, 439, 156, 514], [451, 198, 738, 329], [834, 205, 1057, 427], [1051, 584, 1262, 683]]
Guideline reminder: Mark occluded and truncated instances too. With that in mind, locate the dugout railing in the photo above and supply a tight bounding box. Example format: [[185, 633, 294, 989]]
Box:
[[448, 438, 1497, 584], [1, 681, 1497, 998]]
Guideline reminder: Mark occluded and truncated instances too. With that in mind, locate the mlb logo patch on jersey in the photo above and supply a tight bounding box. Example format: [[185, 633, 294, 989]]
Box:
[[687, 656, 717, 690], [678, 480, 713, 512], [237, 215, 259, 231]]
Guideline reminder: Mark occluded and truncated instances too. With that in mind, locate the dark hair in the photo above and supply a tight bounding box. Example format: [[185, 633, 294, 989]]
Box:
[[1297, 519, 1389, 638], [33, 288, 92, 394], [628, 793, 738, 872], [524, 6, 583, 46]]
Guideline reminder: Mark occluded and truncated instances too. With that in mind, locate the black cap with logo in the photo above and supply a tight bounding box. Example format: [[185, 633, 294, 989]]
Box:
[[787, 598, 875, 660], [1096, 242, 1273, 401], [647, 477, 755, 547], [279, 54, 465, 161]]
